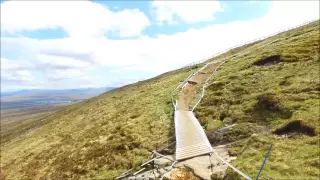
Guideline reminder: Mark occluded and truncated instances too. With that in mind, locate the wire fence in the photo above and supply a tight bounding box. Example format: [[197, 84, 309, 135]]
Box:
[[190, 37, 280, 111], [172, 19, 319, 110], [189, 19, 319, 111], [172, 36, 282, 110], [170, 19, 319, 179], [182, 19, 319, 69], [171, 19, 318, 111]]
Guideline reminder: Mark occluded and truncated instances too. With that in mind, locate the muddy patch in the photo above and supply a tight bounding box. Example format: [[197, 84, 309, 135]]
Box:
[[254, 93, 292, 119], [254, 55, 282, 66], [187, 80, 198, 85], [273, 120, 316, 136]]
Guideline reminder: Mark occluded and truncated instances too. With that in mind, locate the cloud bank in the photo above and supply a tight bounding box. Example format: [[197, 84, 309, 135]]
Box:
[[1, 1, 319, 91]]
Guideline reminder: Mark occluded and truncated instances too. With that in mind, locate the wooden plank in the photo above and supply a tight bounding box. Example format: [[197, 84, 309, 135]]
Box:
[[174, 111, 212, 161], [133, 168, 146, 176]]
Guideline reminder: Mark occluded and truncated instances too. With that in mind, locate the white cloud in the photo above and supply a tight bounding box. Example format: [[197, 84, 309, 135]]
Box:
[[1, 1, 150, 38], [151, 1, 223, 24], [264, 1, 319, 27], [1, 1, 319, 91], [37, 54, 93, 70], [2, 70, 33, 83], [1, 58, 39, 88], [45, 69, 88, 81], [1, 57, 34, 71]]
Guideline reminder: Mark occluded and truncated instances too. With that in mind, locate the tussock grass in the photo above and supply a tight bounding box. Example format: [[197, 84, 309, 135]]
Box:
[[1, 66, 199, 180], [195, 20, 320, 179]]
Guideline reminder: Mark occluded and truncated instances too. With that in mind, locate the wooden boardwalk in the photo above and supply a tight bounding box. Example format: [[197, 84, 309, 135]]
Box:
[[174, 111, 212, 160], [174, 62, 221, 161]]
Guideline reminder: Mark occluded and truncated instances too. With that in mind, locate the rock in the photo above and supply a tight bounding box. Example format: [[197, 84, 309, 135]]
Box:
[[168, 168, 197, 180], [154, 158, 172, 167]]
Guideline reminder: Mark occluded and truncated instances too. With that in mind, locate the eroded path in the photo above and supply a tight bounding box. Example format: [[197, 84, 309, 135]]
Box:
[[174, 61, 222, 161], [119, 61, 234, 180], [119, 33, 293, 179], [176, 62, 222, 111], [168, 61, 237, 179]]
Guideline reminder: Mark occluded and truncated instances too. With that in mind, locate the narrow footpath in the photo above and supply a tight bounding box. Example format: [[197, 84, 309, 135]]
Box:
[[120, 61, 236, 180]]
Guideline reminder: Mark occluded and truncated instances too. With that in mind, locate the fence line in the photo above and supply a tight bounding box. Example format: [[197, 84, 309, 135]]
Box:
[[181, 19, 318, 69], [171, 19, 319, 179], [190, 37, 280, 111], [172, 19, 318, 109], [116, 19, 319, 180]]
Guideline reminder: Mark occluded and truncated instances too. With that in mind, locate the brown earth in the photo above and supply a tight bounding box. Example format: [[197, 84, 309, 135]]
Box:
[[177, 62, 222, 111]]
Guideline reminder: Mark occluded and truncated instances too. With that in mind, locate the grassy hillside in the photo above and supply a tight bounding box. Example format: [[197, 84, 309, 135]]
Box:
[[1, 20, 319, 180], [0, 65, 202, 180], [1, 103, 73, 145], [196, 20, 320, 179]]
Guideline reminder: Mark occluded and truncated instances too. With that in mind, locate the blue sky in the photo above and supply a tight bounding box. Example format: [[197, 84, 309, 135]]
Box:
[[1, 1, 319, 92]]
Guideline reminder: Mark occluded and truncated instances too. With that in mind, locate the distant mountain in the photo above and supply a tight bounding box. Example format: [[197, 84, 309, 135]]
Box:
[[0, 87, 117, 103], [1, 89, 34, 97], [1, 87, 116, 97]]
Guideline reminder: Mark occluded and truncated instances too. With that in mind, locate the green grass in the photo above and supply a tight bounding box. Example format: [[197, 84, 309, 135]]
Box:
[[1, 103, 71, 144], [195, 20, 320, 179], [0, 65, 201, 180], [226, 134, 319, 180], [1, 21, 319, 180]]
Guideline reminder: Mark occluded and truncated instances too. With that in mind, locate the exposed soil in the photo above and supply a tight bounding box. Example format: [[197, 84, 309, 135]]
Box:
[[253, 55, 282, 66], [273, 120, 316, 136], [177, 62, 222, 111], [0, 169, 6, 180], [123, 61, 227, 179], [255, 93, 292, 119], [256, 94, 282, 112]]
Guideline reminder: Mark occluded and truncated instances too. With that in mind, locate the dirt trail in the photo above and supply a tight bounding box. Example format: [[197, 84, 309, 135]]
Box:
[[177, 62, 222, 111]]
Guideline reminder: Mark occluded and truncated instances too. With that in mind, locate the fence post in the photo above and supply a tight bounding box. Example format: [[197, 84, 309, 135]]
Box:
[[255, 144, 273, 180]]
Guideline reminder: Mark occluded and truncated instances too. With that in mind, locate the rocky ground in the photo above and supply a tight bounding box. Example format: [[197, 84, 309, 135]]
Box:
[[118, 144, 235, 180]]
